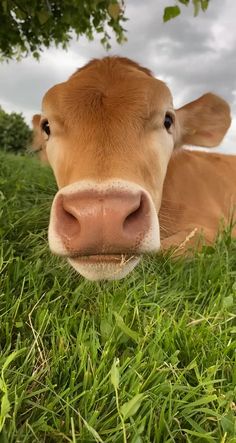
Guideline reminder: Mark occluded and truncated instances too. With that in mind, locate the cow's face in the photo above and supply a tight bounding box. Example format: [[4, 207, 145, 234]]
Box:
[[33, 57, 231, 281]]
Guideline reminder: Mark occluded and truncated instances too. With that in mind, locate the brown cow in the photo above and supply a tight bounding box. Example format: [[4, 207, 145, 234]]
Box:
[[32, 56, 233, 281]]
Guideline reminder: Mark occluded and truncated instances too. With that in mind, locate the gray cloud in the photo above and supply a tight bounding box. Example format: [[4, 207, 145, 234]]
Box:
[[0, 0, 235, 150]]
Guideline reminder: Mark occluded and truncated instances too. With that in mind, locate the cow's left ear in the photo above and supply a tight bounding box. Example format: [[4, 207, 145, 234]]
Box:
[[175, 93, 231, 148]]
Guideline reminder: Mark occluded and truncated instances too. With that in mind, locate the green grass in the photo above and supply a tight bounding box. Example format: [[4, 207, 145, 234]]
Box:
[[0, 150, 236, 442]]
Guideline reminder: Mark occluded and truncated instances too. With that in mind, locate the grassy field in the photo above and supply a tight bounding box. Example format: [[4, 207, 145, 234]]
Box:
[[0, 151, 236, 442]]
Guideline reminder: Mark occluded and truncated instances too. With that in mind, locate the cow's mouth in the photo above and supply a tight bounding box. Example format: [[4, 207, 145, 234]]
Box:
[[67, 253, 141, 281], [69, 253, 139, 265]]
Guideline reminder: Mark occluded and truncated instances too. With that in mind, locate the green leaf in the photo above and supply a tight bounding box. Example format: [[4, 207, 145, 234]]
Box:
[[113, 312, 139, 342], [100, 317, 113, 341], [181, 394, 217, 413], [193, 0, 200, 16], [2, 349, 26, 374], [182, 428, 214, 438], [0, 378, 6, 393], [0, 393, 10, 432], [110, 358, 120, 390], [120, 394, 145, 421], [232, 281, 236, 292], [163, 5, 181, 22], [108, 3, 121, 20], [200, 0, 209, 12], [184, 416, 214, 436], [221, 411, 236, 436], [223, 295, 234, 308], [14, 9, 27, 20], [1, 394, 10, 418], [37, 10, 50, 25], [178, 0, 189, 5], [15, 321, 23, 328], [1, 1, 8, 14]]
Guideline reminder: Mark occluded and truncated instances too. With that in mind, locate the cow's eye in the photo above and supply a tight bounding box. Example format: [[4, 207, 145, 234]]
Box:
[[164, 114, 174, 131], [41, 120, 50, 137]]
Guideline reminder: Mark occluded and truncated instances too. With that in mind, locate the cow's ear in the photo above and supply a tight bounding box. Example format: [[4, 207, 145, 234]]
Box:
[[32, 114, 41, 127], [32, 114, 48, 162], [175, 93, 231, 148]]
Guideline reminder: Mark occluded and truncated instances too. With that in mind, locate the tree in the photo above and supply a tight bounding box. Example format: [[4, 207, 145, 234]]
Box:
[[0, 107, 32, 154], [0, 0, 126, 60], [0, 0, 210, 61]]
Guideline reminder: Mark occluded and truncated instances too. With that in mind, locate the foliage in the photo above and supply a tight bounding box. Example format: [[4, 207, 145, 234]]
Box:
[[164, 0, 210, 22], [0, 0, 212, 61], [0, 0, 126, 60], [0, 107, 32, 154], [0, 150, 236, 441]]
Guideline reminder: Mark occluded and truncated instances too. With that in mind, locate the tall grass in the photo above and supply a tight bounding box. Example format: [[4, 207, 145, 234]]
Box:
[[0, 151, 235, 442]]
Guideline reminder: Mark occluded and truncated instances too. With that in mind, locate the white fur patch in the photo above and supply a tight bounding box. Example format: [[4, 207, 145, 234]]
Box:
[[68, 256, 140, 281]]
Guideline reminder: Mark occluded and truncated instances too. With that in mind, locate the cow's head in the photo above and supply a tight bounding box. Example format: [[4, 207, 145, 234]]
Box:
[[33, 57, 231, 281]]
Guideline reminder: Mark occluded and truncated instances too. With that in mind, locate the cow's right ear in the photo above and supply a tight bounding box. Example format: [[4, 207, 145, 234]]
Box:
[[31, 114, 48, 162], [175, 93, 231, 148]]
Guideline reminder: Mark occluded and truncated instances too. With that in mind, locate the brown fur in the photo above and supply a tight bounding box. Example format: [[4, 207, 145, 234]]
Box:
[[160, 150, 236, 248]]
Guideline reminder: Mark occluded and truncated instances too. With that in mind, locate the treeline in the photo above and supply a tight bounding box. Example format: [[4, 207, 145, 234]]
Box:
[[0, 106, 32, 154]]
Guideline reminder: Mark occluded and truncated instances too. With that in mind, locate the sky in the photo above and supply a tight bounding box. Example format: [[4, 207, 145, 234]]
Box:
[[0, 0, 236, 152]]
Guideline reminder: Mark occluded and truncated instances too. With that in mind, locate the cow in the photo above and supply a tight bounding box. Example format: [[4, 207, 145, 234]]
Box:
[[32, 56, 233, 281]]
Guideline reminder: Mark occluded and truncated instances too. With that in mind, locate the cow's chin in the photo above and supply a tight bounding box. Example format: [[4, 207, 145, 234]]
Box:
[[68, 255, 140, 281]]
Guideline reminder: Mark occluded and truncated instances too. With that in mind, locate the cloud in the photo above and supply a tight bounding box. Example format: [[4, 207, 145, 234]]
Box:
[[0, 0, 235, 150]]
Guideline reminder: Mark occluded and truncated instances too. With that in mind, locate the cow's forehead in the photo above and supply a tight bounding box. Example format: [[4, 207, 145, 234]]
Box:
[[42, 58, 173, 124]]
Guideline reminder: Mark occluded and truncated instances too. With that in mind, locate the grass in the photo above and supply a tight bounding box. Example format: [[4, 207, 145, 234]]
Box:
[[0, 150, 236, 442]]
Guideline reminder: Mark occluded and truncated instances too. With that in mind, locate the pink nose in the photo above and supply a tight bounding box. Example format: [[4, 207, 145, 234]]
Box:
[[53, 189, 151, 255]]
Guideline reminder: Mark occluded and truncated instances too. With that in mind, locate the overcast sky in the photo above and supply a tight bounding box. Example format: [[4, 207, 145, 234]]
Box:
[[0, 0, 235, 152]]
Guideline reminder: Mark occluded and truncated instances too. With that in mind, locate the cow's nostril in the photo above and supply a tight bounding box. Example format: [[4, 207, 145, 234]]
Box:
[[65, 210, 78, 223], [124, 196, 142, 223], [62, 196, 79, 221], [123, 194, 146, 235], [58, 196, 82, 237]]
